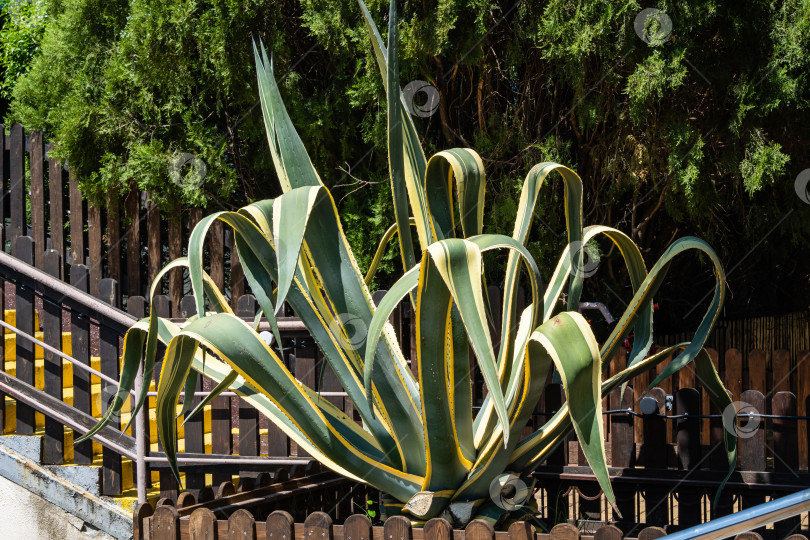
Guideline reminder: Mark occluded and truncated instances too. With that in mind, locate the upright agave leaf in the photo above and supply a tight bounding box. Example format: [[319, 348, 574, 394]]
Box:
[[81, 0, 736, 527]]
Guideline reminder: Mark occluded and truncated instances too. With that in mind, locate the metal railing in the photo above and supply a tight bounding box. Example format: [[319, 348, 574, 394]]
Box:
[[661, 488, 810, 539], [0, 246, 322, 503]]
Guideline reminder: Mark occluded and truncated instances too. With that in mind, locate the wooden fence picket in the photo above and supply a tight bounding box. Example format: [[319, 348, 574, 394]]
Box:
[[14, 236, 35, 435], [41, 249, 64, 464]]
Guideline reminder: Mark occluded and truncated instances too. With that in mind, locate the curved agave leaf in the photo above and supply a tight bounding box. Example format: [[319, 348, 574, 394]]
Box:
[[78, 257, 229, 442], [365, 218, 416, 285], [543, 225, 652, 375], [272, 185, 322, 314], [74, 325, 145, 444], [134, 317, 392, 488], [155, 334, 200, 481], [530, 311, 616, 513], [424, 149, 486, 241], [177, 313, 423, 499]]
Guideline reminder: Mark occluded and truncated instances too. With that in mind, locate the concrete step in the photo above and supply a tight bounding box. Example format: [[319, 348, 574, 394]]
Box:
[[0, 434, 133, 539]]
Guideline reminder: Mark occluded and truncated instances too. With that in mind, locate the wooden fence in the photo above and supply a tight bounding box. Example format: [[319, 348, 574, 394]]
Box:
[[136, 478, 809, 540], [1, 124, 244, 312], [657, 311, 810, 371]]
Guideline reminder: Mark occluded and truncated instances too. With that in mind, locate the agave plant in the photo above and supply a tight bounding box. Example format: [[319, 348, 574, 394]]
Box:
[[82, 0, 737, 526]]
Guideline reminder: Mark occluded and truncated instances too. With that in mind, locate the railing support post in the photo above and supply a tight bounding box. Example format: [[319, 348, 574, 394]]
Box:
[[135, 357, 148, 504]]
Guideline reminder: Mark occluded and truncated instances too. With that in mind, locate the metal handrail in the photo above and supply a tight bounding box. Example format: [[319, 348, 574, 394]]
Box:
[[0, 319, 349, 398], [661, 487, 810, 539], [0, 249, 134, 334], [0, 249, 330, 504]]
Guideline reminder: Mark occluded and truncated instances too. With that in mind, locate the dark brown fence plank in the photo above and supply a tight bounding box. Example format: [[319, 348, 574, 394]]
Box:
[[544, 383, 567, 466], [231, 247, 246, 309], [637, 527, 666, 540], [88, 205, 102, 296], [305, 512, 333, 540], [14, 236, 35, 434], [125, 189, 141, 296], [107, 193, 121, 286], [772, 391, 798, 472], [0, 125, 5, 251], [703, 348, 720, 448], [292, 345, 317, 458], [464, 520, 494, 540], [383, 515, 409, 540], [423, 518, 452, 540], [211, 363, 233, 485], [266, 510, 294, 540], [747, 349, 766, 394], [679, 359, 695, 390], [148, 197, 161, 286], [68, 170, 85, 266], [98, 278, 122, 495], [342, 514, 370, 540], [127, 295, 150, 486], [210, 219, 225, 291], [150, 505, 180, 540], [634, 365, 651, 446], [9, 124, 24, 245], [797, 350, 810, 471], [611, 385, 635, 524], [189, 507, 217, 540], [228, 509, 256, 540], [675, 387, 701, 527], [168, 209, 182, 317], [217, 480, 236, 499], [237, 295, 260, 461], [177, 492, 196, 509], [739, 391, 766, 535], [740, 390, 766, 471], [133, 502, 154, 540], [153, 294, 179, 499], [772, 349, 791, 395], [268, 349, 290, 458], [725, 348, 743, 401], [70, 264, 93, 463], [41, 250, 64, 463], [593, 525, 622, 540], [639, 387, 668, 526], [507, 521, 534, 540], [676, 387, 701, 469], [548, 523, 579, 539], [30, 131, 45, 266], [48, 145, 65, 276], [181, 295, 204, 494]]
